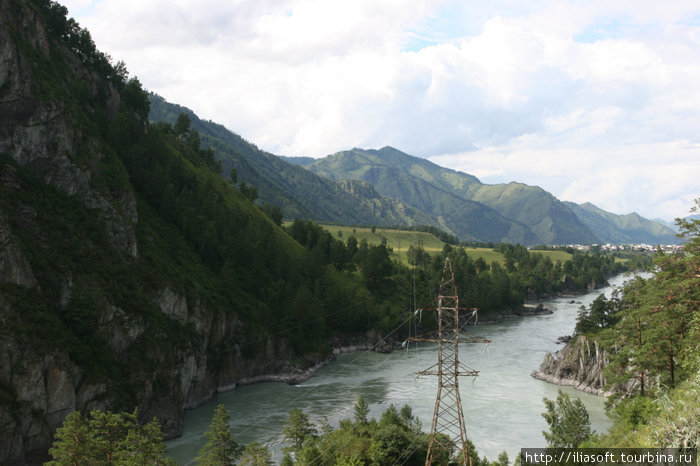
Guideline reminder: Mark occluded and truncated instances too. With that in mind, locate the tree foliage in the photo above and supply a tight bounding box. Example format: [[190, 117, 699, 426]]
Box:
[[575, 292, 621, 334], [47, 409, 173, 465], [580, 200, 700, 450], [239, 442, 273, 466], [599, 202, 700, 393], [542, 390, 593, 448], [276, 401, 514, 466], [196, 404, 242, 466]]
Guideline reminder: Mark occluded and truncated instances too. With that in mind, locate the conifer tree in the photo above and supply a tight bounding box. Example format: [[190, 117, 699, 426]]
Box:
[[47, 411, 92, 465], [47, 409, 173, 465], [196, 404, 242, 466], [353, 395, 369, 425]]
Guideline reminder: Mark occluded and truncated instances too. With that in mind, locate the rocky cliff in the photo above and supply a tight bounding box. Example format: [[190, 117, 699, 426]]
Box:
[[531, 334, 637, 396]]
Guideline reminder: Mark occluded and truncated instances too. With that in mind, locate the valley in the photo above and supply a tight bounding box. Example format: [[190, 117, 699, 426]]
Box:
[[1, 1, 697, 464]]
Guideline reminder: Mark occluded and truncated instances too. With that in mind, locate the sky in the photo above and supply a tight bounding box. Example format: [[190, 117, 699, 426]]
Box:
[[61, 0, 700, 221]]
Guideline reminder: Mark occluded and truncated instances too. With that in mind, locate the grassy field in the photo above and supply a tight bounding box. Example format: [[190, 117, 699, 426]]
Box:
[[531, 250, 572, 263], [319, 225, 443, 264], [315, 224, 572, 265]]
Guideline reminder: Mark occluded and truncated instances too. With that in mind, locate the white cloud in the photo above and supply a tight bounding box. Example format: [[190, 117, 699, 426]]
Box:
[[60, 0, 700, 220]]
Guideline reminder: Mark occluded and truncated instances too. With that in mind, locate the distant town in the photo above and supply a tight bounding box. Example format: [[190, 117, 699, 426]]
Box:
[[565, 243, 684, 253]]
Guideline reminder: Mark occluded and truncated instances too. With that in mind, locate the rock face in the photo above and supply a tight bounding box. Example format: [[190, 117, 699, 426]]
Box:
[[531, 334, 637, 396], [0, 209, 37, 288], [0, 0, 137, 260]]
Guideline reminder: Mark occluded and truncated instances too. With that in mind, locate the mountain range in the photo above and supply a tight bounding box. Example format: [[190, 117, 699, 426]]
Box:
[[150, 97, 679, 246]]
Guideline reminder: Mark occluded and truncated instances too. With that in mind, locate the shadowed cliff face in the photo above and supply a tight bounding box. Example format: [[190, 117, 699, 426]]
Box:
[[0, 0, 137, 260]]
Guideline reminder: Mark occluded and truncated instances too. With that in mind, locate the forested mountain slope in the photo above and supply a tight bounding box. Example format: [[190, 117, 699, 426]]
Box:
[[297, 147, 537, 244]]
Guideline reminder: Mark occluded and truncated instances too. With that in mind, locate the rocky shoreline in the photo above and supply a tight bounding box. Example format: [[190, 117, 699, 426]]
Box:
[[181, 330, 401, 412], [236, 344, 379, 386], [530, 334, 637, 396]]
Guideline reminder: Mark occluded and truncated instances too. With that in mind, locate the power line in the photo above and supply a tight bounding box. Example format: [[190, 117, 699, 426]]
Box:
[[407, 258, 489, 466]]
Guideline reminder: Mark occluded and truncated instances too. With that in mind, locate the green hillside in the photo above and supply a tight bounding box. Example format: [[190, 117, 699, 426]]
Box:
[[467, 182, 599, 244], [305, 148, 536, 244], [302, 146, 677, 246]]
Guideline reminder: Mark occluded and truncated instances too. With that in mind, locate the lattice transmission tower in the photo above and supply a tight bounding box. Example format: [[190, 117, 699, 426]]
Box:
[[409, 257, 488, 465]]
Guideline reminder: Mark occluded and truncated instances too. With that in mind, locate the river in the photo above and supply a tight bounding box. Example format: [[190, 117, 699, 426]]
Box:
[[167, 273, 639, 464]]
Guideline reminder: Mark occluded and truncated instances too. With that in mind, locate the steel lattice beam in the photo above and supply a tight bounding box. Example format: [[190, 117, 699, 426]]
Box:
[[408, 258, 489, 466]]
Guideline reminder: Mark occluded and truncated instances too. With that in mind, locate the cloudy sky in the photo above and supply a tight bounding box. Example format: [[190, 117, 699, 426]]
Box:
[[62, 0, 699, 221]]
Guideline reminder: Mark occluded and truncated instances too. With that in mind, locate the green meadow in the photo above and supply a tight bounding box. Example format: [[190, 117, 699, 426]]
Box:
[[317, 225, 572, 266]]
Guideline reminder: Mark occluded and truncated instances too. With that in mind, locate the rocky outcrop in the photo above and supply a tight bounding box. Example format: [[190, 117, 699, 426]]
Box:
[[0, 280, 303, 464], [0, 336, 111, 464], [531, 334, 637, 396]]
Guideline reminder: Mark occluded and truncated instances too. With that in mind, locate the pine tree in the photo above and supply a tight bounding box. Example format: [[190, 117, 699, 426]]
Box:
[[123, 417, 173, 465], [47, 411, 92, 465], [353, 395, 369, 425], [196, 404, 242, 466], [47, 409, 174, 465]]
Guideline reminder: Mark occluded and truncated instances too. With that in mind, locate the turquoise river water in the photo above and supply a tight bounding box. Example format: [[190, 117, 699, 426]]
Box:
[[167, 273, 640, 464]]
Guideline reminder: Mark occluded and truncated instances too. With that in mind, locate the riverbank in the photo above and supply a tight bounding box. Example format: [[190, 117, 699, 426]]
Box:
[[232, 304, 556, 390], [530, 333, 613, 396], [195, 278, 623, 406], [223, 300, 581, 391]]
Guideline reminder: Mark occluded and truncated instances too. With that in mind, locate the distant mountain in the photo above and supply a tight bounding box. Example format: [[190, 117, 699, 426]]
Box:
[[296, 147, 536, 244], [301, 147, 601, 245], [653, 218, 679, 231], [297, 146, 680, 245], [565, 202, 680, 244]]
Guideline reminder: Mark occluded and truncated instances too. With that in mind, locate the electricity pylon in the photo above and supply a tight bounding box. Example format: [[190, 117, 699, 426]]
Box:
[[409, 258, 488, 465]]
